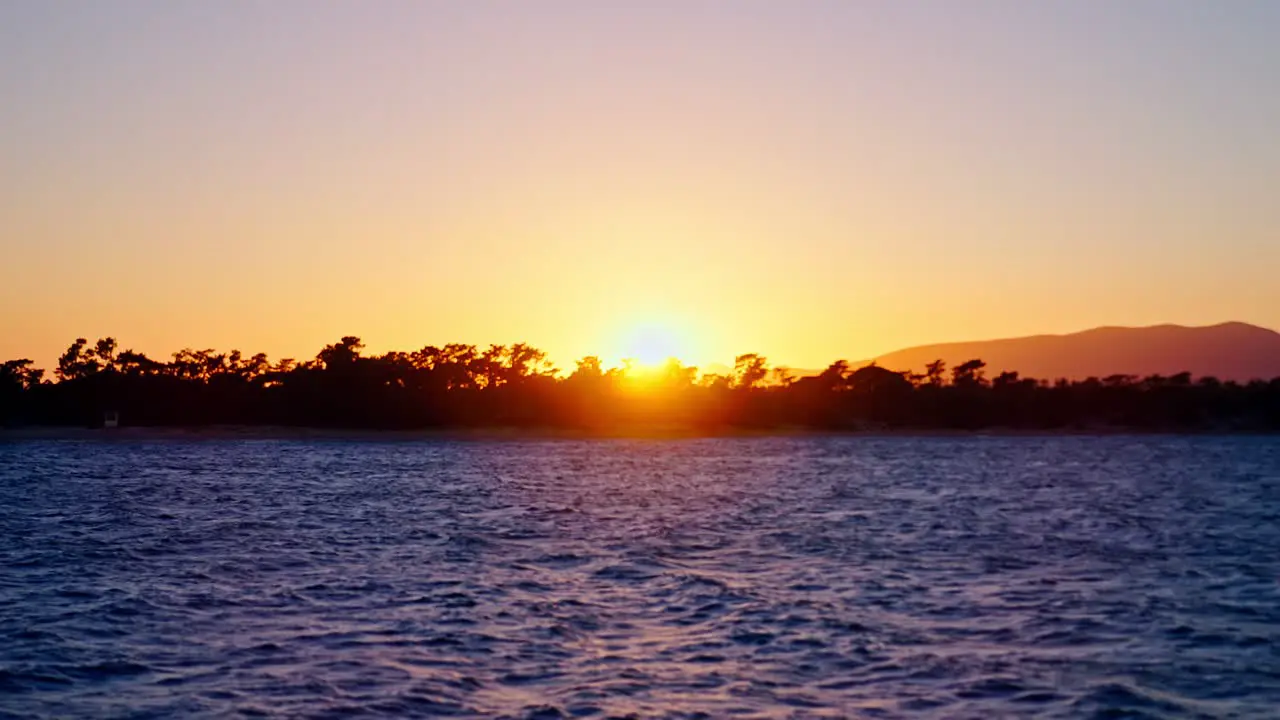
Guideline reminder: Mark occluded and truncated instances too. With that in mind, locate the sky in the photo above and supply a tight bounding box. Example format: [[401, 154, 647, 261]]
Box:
[[3, 1, 1279, 373]]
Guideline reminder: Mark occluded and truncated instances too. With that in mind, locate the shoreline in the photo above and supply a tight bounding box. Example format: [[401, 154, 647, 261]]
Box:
[[2, 425, 1274, 442]]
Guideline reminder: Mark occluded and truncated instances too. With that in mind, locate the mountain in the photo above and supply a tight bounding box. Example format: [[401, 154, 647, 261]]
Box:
[[859, 322, 1280, 382]]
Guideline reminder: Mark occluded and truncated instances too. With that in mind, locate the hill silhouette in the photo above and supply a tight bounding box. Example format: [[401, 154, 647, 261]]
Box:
[[862, 322, 1280, 382]]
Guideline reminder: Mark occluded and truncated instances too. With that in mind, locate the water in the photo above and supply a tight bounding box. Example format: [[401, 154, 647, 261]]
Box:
[[2, 436, 1279, 719]]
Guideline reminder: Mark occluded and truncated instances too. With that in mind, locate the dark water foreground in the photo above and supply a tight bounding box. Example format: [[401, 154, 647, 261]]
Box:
[[2, 437, 1279, 719]]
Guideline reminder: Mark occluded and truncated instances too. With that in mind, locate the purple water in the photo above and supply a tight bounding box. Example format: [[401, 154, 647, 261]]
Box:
[[2, 436, 1279, 718]]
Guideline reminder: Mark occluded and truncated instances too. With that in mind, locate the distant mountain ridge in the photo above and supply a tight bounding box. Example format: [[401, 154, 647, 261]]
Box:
[[857, 322, 1280, 382]]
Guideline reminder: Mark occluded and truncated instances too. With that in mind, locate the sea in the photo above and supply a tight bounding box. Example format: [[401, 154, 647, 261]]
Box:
[[1, 436, 1279, 718]]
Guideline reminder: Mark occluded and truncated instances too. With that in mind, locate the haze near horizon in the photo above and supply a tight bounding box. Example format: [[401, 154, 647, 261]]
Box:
[[4, 1, 1279, 371]]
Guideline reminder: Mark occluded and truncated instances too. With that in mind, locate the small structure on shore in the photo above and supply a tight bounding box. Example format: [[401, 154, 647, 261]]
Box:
[[102, 411, 119, 429]]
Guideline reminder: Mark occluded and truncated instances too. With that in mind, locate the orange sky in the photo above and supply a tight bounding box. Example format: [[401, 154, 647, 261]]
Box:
[[3, 2, 1279, 374]]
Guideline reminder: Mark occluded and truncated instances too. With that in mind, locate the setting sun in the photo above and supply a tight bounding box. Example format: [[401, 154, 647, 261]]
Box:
[[615, 320, 690, 369]]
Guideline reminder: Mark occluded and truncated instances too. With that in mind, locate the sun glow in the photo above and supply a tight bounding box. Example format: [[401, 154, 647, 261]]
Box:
[[618, 320, 687, 370]]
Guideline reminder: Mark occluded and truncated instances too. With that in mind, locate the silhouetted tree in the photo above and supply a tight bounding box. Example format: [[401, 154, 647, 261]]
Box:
[[5, 335, 1280, 433], [993, 370, 1020, 388], [951, 359, 987, 387], [699, 373, 732, 390], [89, 337, 118, 372], [925, 359, 946, 387], [116, 350, 165, 376], [847, 364, 910, 393], [733, 354, 769, 390], [770, 367, 796, 387], [56, 338, 98, 381], [569, 356, 604, 381], [1, 359, 43, 390], [317, 336, 364, 368]]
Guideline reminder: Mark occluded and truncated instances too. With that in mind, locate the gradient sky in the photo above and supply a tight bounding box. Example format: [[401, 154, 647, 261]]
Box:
[[3, 1, 1279, 373]]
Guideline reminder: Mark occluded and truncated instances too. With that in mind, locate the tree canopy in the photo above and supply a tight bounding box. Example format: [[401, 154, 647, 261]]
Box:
[[3, 335, 1278, 432]]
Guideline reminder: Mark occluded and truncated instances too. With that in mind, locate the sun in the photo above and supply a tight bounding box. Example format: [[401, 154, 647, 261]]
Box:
[[619, 320, 685, 369]]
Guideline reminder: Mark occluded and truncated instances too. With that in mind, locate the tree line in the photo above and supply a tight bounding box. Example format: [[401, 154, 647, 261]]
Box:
[[2, 336, 1279, 431]]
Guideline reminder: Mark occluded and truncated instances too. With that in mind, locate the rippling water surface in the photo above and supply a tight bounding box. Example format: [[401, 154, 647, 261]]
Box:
[[3, 436, 1280, 718]]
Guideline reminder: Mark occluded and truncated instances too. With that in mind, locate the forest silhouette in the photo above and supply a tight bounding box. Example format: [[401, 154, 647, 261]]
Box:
[[3, 336, 1279, 432]]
